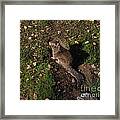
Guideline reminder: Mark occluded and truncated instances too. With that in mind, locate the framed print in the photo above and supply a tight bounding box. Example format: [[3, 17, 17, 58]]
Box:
[[0, 0, 119, 119]]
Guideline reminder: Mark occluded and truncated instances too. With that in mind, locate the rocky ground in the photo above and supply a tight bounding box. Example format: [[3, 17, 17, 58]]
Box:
[[20, 20, 100, 100]]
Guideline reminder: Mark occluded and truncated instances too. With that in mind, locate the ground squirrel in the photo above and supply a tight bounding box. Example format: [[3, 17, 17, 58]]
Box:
[[49, 38, 84, 85]]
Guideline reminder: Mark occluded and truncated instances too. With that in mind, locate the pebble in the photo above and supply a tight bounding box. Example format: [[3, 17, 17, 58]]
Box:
[[41, 30, 44, 32], [28, 37, 32, 40], [33, 52, 37, 56], [93, 36, 97, 39], [26, 78, 29, 81], [24, 26, 27, 29], [58, 89, 61, 92], [27, 65, 31, 69], [94, 71, 97, 74], [71, 36, 74, 39], [55, 68, 57, 71], [91, 64, 95, 69], [87, 29, 89, 32], [31, 33, 34, 36], [33, 62, 36, 66], [35, 29, 37, 31], [75, 41, 79, 44], [85, 41, 89, 44], [34, 57, 37, 61], [28, 26, 32, 28], [40, 74, 42, 77], [26, 46, 29, 48], [34, 34, 37, 37], [93, 42, 96, 45], [63, 90, 66, 93], [32, 47, 35, 49], [46, 28, 49, 31], [57, 81, 60, 84], [48, 64, 51, 69], [57, 31, 61, 34]]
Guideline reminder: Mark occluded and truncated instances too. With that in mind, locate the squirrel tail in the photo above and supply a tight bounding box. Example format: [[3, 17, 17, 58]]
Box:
[[67, 66, 84, 84]]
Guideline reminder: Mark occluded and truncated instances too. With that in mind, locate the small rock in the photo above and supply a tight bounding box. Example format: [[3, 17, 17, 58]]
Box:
[[93, 42, 96, 45], [40, 74, 42, 77], [31, 33, 34, 36], [27, 65, 31, 69], [58, 89, 61, 92], [24, 26, 27, 29], [35, 29, 37, 31], [26, 78, 29, 81], [33, 52, 37, 56], [28, 37, 32, 40], [94, 71, 97, 74], [34, 57, 37, 61], [93, 36, 97, 39], [41, 30, 44, 32], [85, 41, 89, 44], [57, 31, 61, 34], [28, 26, 32, 28], [34, 34, 38, 37], [57, 81, 60, 84], [48, 64, 51, 69], [75, 41, 79, 44], [32, 47, 35, 49], [55, 68, 57, 71], [71, 36, 74, 39], [33, 62, 36, 66], [87, 29, 89, 32], [46, 28, 49, 31], [91, 64, 95, 69], [63, 90, 66, 93], [26, 46, 29, 48]]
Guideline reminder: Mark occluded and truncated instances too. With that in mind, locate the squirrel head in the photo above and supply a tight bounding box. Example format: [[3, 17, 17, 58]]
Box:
[[49, 38, 60, 53]]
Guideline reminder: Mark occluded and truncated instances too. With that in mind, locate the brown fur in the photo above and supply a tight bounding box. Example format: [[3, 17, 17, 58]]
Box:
[[49, 38, 84, 84]]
